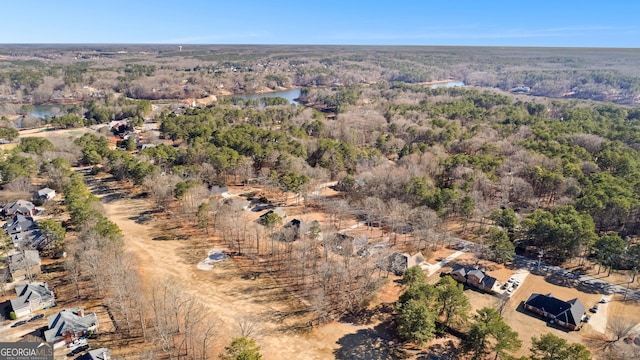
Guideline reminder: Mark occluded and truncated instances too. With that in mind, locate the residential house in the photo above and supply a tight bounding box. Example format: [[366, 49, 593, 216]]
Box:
[[109, 120, 129, 136], [3, 214, 38, 235], [258, 208, 287, 225], [6, 250, 41, 281], [10, 229, 49, 250], [282, 219, 321, 241], [77, 348, 111, 360], [44, 308, 99, 349], [450, 265, 499, 293], [524, 293, 586, 331], [224, 198, 250, 211], [387, 252, 425, 275], [326, 233, 368, 257], [2, 200, 37, 217], [270, 207, 287, 218], [10, 282, 55, 318], [35, 187, 56, 201], [284, 218, 303, 229]]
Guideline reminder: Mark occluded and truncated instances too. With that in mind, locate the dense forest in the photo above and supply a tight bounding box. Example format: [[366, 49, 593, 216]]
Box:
[[4, 80, 640, 283]]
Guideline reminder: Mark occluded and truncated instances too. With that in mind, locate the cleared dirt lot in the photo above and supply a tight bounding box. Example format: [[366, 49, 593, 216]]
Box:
[[99, 183, 383, 359]]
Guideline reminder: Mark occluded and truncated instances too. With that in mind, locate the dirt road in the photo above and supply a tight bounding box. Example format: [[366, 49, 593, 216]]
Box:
[[97, 183, 365, 359]]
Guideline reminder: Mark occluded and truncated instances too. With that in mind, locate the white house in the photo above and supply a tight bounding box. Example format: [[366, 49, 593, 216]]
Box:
[[35, 188, 56, 201]]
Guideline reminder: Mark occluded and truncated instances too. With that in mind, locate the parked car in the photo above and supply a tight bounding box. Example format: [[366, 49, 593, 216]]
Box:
[[599, 297, 611, 303], [11, 320, 27, 328], [501, 283, 509, 290], [624, 335, 636, 344], [27, 314, 44, 322], [513, 280, 521, 288], [67, 338, 88, 350], [507, 287, 514, 294], [590, 304, 599, 313], [66, 345, 90, 357], [583, 315, 591, 323]]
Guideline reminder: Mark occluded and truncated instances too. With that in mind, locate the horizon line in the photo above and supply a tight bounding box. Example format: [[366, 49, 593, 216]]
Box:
[[0, 43, 639, 50]]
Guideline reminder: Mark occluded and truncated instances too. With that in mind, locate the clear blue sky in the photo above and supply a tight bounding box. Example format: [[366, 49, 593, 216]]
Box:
[[2, 0, 639, 47]]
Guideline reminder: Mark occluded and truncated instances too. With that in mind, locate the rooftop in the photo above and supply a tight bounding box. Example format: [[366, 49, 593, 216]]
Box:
[[44, 308, 98, 344]]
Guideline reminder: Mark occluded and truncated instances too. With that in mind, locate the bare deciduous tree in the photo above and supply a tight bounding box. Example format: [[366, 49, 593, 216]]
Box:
[[4, 176, 33, 193], [586, 316, 637, 357], [236, 315, 260, 338]]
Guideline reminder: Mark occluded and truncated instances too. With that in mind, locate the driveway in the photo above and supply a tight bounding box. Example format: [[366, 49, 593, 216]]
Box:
[[420, 250, 464, 276], [497, 269, 530, 297], [587, 299, 609, 334]]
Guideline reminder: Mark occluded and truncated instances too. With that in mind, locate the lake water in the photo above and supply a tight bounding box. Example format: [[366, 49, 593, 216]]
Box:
[[233, 88, 302, 105], [427, 80, 465, 88]]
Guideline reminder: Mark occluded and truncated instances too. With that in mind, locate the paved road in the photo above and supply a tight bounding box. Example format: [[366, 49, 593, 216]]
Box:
[[448, 237, 640, 301]]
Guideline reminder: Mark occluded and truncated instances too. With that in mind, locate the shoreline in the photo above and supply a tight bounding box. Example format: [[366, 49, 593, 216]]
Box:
[[0, 81, 464, 116]]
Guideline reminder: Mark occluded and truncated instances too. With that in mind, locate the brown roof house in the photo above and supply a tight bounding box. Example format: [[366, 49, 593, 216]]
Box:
[[45, 308, 99, 349], [450, 265, 499, 293], [524, 293, 586, 331], [10, 282, 55, 318]]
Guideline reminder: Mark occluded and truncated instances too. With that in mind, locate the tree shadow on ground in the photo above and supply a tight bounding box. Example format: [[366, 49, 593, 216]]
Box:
[[334, 321, 407, 360], [152, 234, 189, 241], [416, 339, 460, 360], [543, 272, 579, 289], [340, 303, 395, 325], [576, 281, 605, 294], [41, 262, 65, 274], [128, 209, 162, 224]]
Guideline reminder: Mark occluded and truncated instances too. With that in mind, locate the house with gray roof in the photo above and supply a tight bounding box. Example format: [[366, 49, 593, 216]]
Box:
[[450, 265, 499, 293], [45, 308, 99, 349], [524, 293, 586, 331], [3, 214, 37, 235], [2, 200, 37, 217], [78, 348, 111, 360], [10, 229, 49, 250], [6, 250, 41, 281], [10, 282, 55, 318]]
